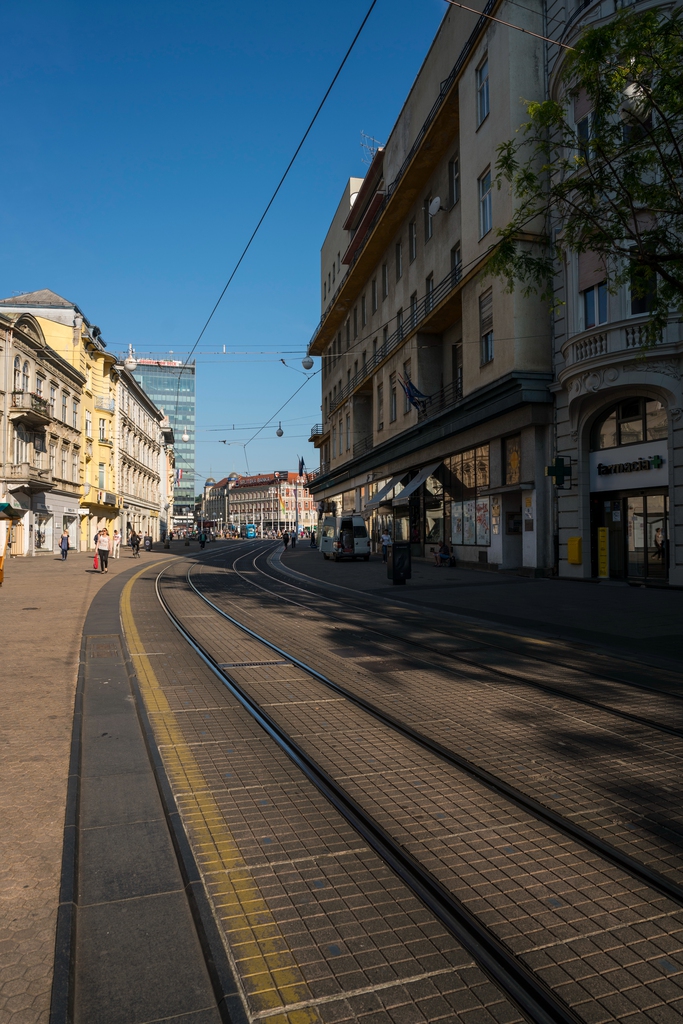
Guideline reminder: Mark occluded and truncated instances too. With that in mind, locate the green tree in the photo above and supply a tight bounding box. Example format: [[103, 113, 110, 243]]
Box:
[[489, 8, 683, 342]]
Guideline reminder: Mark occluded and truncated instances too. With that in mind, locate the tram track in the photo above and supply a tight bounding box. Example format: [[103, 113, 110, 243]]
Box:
[[150, 549, 683, 1024]]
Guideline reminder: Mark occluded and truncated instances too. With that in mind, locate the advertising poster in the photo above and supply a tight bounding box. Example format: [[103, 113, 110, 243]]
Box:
[[463, 500, 476, 545], [451, 501, 463, 545], [475, 497, 490, 545]]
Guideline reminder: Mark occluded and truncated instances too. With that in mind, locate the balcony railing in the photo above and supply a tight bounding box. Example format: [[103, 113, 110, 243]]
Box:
[[309, 423, 324, 437], [329, 263, 463, 414], [95, 397, 115, 412], [563, 316, 678, 367], [353, 433, 374, 458], [10, 391, 51, 417], [307, 0, 497, 351], [417, 378, 464, 422]]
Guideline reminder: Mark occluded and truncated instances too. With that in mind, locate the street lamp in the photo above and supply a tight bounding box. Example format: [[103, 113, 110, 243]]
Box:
[[276, 421, 283, 437], [182, 428, 189, 443], [302, 355, 314, 370], [123, 345, 137, 372]]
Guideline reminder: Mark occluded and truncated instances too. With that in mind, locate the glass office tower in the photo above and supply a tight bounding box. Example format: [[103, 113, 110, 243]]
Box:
[[132, 360, 196, 525]]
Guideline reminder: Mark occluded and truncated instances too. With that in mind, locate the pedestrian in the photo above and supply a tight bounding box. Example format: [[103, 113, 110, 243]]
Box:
[[199, 529, 207, 549], [282, 530, 290, 550], [59, 529, 70, 560], [380, 529, 392, 563], [310, 528, 316, 548], [130, 530, 140, 557], [98, 528, 111, 573], [112, 530, 121, 559], [290, 531, 296, 550]]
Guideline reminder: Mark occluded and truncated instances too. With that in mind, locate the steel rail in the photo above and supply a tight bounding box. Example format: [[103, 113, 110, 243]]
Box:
[[184, 554, 683, 910], [153, 561, 580, 1024], [249, 546, 683, 720]]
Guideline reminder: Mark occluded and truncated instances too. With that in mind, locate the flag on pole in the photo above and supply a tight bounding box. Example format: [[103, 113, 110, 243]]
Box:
[[398, 374, 429, 414]]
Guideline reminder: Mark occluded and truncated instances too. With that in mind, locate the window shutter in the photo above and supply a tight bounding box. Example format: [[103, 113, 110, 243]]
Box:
[[578, 251, 605, 292], [479, 289, 493, 335]]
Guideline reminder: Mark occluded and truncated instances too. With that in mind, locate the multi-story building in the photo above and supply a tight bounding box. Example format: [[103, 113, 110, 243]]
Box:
[[159, 416, 175, 537], [115, 364, 165, 541], [131, 359, 196, 529], [206, 472, 315, 535], [0, 311, 86, 555], [307, 3, 554, 571], [545, 1, 682, 587], [0, 290, 121, 549]]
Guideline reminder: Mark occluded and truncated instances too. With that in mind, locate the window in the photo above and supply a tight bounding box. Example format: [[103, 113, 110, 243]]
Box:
[[410, 292, 418, 327], [50, 386, 56, 416], [14, 424, 28, 464], [451, 244, 462, 283], [449, 446, 491, 546], [452, 343, 463, 396], [403, 360, 412, 413], [424, 195, 433, 241], [13, 356, 21, 391], [591, 398, 668, 450], [49, 444, 56, 472], [377, 383, 384, 431], [479, 289, 494, 364], [362, 350, 367, 368], [345, 414, 350, 451], [395, 241, 403, 281], [479, 169, 492, 237], [630, 261, 656, 316], [504, 435, 521, 485], [583, 282, 607, 328], [338, 417, 343, 455], [72, 401, 79, 429], [346, 321, 350, 348], [448, 156, 460, 206], [22, 362, 30, 393], [382, 263, 388, 299], [373, 337, 378, 361], [62, 394, 68, 422], [396, 308, 404, 339], [353, 306, 358, 339], [72, 452, 79, 482], [99, 418, 106, 441], [576, 115, 592, 157], [332, 262, 335, 283], [371, 278, 377, 312], [476, 56, 489, 125], [36, 377, 44, 396], [409, 220, 417, 262], [382, 325, 388, 349], [324, 280, 327, 300], [98, 462, 105, 488], [425, 274, 434, 313], [361, 294, 367, 327], [389, 373, 397, 422], [62, 448, 68, 480]]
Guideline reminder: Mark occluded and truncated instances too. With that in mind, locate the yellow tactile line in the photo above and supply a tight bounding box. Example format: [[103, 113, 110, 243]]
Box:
[[121, 563, 320, 1024]]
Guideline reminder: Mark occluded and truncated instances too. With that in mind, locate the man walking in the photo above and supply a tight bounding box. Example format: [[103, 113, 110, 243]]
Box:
[[282, 530, 290, 550], [380, 529, 392, 563]]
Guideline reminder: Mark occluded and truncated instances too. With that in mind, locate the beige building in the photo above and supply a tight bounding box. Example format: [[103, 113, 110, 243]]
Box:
[[205, 472, 315, 535], [114, 364, 165, 542], [0, 311, 86, 556], [545, 0, 683, 586], [307, 1, 554, 571]]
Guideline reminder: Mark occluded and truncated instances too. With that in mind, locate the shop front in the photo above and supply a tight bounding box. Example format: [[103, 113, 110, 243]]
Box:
[[589, 398, 669, 582]]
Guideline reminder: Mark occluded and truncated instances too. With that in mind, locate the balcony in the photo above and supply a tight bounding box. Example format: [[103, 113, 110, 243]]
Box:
[[7, 462, 54, 492], [95, 397, 115, 412], [560, 316, 682, 370], [329, 262, 463, 415], [417, 378, 463, 422], [353, 433, 374, 458], [98, 436, 114, 447], [9, 391, 52, 427], [308, 423, 330, 448]]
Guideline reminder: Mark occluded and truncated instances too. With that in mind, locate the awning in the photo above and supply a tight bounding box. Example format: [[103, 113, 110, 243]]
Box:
[[365, 474, 405, 511], [392, 462, 441, 506], [0, 502, 27, 519]]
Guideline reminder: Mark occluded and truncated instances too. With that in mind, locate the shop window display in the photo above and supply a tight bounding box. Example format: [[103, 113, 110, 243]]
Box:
[[447, 445, 490, 547]]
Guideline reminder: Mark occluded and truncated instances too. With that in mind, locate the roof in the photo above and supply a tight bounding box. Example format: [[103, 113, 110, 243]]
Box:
[[0, 289, 75, 308]]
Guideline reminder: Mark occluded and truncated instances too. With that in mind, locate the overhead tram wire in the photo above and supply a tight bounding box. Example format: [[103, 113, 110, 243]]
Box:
[[171, 0, 379, 423]]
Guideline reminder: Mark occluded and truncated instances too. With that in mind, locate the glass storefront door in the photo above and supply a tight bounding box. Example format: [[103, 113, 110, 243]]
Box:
[[593, 491, 668, 581]]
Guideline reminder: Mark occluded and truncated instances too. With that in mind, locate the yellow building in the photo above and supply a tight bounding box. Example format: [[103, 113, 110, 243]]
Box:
[[0, 290, 120, 548]]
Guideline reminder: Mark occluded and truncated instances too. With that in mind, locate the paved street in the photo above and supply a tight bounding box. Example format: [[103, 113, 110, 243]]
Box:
[[3, 541, 683, 1024]]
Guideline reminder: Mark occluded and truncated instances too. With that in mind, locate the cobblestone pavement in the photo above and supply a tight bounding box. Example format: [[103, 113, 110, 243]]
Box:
[[152, 543, 683, 1023], [127, 557, 523, 1024], [0, 548, 172, 1024]]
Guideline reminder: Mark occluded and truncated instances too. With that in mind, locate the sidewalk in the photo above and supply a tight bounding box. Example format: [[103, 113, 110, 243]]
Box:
[[0, 548, 171, 1024], [278, 547, 683, 661]]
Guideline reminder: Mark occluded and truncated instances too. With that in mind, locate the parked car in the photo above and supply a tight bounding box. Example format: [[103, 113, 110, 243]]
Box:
[[319, 515, 371, 561]]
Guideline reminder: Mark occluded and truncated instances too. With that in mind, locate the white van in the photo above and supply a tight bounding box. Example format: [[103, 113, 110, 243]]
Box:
[[320, 515, 371, 561]]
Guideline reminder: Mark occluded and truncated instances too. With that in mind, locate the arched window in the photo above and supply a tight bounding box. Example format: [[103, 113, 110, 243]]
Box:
[[13, 356, 21, 391], [591, 398, 668, 451], [22, 361, 30, 393]]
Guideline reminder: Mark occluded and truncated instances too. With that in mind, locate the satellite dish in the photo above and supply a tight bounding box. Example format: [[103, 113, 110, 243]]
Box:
[[302, 355, 314, 370], [428, 196, 442, 217]]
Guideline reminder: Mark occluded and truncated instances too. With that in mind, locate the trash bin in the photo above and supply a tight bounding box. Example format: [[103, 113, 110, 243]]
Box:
[[387, 540, 411, 585]]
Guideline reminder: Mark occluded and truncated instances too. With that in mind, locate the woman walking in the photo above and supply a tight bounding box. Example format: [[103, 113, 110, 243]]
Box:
[[59, 529, 70, 560], [112, 530, 121, 559], [98, 528, 111, 573]]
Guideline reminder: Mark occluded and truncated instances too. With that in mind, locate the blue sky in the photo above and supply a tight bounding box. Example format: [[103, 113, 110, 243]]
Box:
[[2, 0, 446, 487]]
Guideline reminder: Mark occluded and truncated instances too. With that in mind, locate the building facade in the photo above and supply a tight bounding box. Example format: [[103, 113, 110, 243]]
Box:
[[545, 0, 683, 587], [307, 2, 554, 571], [115, 364, 165, 541], [205, 472, 315, 535], [131, 359, 196, 529], [0, 311, 86, 555]]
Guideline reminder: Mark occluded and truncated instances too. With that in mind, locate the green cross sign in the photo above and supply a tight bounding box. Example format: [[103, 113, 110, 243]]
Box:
[[545, 457, 571, 487]]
